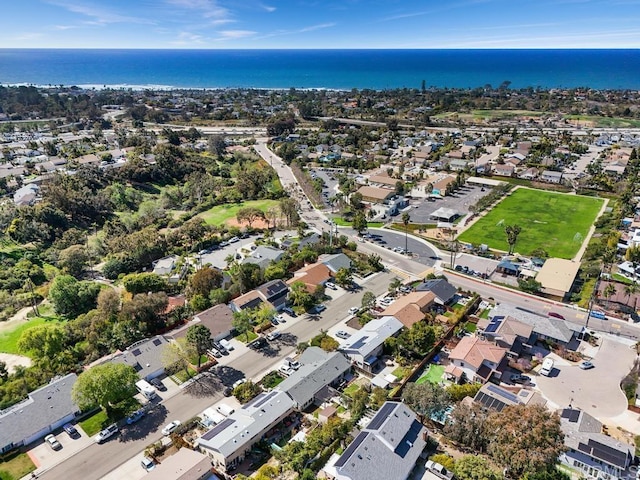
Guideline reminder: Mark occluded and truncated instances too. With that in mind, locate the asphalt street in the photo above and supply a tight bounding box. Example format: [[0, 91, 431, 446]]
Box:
[[39, 271, 395, 480]]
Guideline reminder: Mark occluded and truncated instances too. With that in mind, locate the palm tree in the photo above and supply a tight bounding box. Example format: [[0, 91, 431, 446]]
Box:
[[504, 224, 522, 255], [624, 283, 639, 311], [603, 283, 617, 309], [402, 212, 411, 254]]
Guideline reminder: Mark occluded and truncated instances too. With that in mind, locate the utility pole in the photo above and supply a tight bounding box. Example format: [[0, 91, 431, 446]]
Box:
[[25, 278, 39, 317]]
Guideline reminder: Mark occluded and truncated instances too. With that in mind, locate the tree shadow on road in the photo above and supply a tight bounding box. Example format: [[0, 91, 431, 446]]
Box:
[[119, 404, 168, 442]]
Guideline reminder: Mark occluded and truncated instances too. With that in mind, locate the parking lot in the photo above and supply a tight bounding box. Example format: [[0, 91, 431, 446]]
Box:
[[410, 184, 491, 224]]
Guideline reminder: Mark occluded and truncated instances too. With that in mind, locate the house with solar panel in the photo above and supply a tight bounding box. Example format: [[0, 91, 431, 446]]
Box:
[[195, 390, 295, 472], [320, 401, 427, 480], [472, 382, 546, 412], [105, 335, 169, 381], [559, 408, 635, 479], [230, 279, 290, 313], [339, 316, 404, 374], [476, 315, 535, 358]]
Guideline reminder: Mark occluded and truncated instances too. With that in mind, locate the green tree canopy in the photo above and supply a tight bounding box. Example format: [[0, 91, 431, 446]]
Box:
[[49, 275, 100, 318], [71, 363, 138, 411], [186, 324, 213, 368], [453, 455, 503, 480], [122, 272, 167, 295], [334, 267, 353, 288], [18, 324, 67, 357], [402, 382, 450, 420], [189, 267, 223, 298], [58, 244, 89, 278], [232, 309, 254, 342]]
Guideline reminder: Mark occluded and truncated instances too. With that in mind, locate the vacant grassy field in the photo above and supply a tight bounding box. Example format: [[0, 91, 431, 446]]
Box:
[[198, 200, 280, 226], [0, 307, 64, 356], [458, 188, 604, 259]]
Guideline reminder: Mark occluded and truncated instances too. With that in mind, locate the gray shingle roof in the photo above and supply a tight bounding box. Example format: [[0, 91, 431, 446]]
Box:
[[108, 335, 169, 380], [490, 304, 579, 344], [320, 253, 352, 273], [197, 390, 294, 458], [339, 316, 404, 359], [276, 348, 351, 408], [0, 373, 79, 451], [329, 402, 426, 480], [415, 278, 457, 304]]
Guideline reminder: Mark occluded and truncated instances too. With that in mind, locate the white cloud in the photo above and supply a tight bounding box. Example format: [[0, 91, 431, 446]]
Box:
[[261, 4, 276, 12], [165, 0, 230, 20], [258, 22, 336, 39], [47, 1, 153, 25], [216, 29, 256, 40]]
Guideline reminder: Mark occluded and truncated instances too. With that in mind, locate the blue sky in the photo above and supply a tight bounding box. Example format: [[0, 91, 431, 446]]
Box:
[[1, 0, 639, 49]]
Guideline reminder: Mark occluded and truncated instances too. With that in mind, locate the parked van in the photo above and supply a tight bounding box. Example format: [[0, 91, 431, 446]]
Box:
[[283, 357, 300, 370], [216, 403, 236, 417], [540, 358, 554, 377], [135, 379, 157, 400]]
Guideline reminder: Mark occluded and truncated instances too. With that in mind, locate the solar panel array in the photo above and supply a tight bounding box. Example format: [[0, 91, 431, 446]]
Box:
[[484, 316, 504, 334], [152, 338, 162, 346], [131, 348, 141, 356], [349, 336, 370, 350], [486, 383, 519, 403], [201, 418, 236, 441], [475, 391, 507, 412], [578, 439, 628, 468], [253, 390, 279, 409], [367, 402, 396, 431], [334, 431, 369, 467], [561, 408, 580, 423]]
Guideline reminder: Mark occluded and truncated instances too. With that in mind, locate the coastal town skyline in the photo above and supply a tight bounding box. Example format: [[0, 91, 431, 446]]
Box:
[[1, 0, 639, 50]]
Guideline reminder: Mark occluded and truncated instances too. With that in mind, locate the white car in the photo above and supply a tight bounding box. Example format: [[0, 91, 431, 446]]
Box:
[[94, 424, 119, 443], [325, 282, 337, 290], [336, 330, 351, 339], [279, 365, 294, 376], [232, 378, 247, 389], [45, 434, 62, 451], [219, 339, 234, 351], [348, 307, 359, 315], [162, 420, 181, 436]]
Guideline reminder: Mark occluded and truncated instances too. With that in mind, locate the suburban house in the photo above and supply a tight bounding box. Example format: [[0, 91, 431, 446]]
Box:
[[449, 158, 470, 171], [287, 262, 333, 293], [519, 167, 539, 180], [144, 448, 216, 480], [559, 408, 635, 480], [242, 246, 284, 271], [489, 304, 581, 350], [535, 258, 580, 300], [13, 184, 39, 206], [429, 175, 456, 197], [321, 401, 427, 480], [107, 335, 169, 381], [446, 336, 508, 383], [320, 253, 353, 274], [541, 170, 564, 184], [415, 278, 458, 305], [230, 290, 263, 312], [367, 175, 399, 188], [169, 304, 235, 342], [472, 382, 546, 412], [492, 164, 515, 177], [477, 315, 535, 358], [379, 291, 436, 328], [281, 233, 321, 251], [196, 390, 295, 472], [0, 374, 80, 454], [256, 279, 290, 311], [276, 347, 351, 410], [339, 316, 404, 374], [230, 280, 290, 312], [152, 255, 186, 283]]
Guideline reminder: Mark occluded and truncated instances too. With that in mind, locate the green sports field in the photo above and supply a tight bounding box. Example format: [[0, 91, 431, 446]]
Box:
[[457, 188, 604, 259], [198, 200, 280, 226]]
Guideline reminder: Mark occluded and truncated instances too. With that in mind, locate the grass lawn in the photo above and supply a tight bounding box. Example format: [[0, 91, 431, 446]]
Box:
[[0, 308, 64, 355], [343, 382, 360, 398], [612, 273, 634, 285], [79, 409, 109, 437], [331, 217, 384, 228], [458, 188, 604, 259], [172, 367, 198, 384], [392, 366, 412, 380], [464, 322, 477, 333], [198, 200, 280, 226], [416, 364, 445, 385], [234, 330, 258, 343], [0, 452, 36, 480]]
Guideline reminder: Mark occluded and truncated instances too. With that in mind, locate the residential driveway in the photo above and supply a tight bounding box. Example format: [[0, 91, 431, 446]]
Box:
[[536, 337, 636, 418], [28, 426, 92, 471]]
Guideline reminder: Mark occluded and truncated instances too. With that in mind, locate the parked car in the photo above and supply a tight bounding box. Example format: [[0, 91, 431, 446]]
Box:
[[150, 378, 166, 391], [223, 386, 233, 397], [207, 348, 222, 358], [219, 339, 234, 351], [249, 338, 266, 350], [548, 311, 565, 320], [213, 341, 228, 355], [94, 424, 119, 443], [228, 236, 240, 243], [335, 330, 351, 339], [270, 317, 279, 326], [279, 365, 295, 376], [311, 304, 326, 314], [589, 310, 606, 320], [282, 306, 297, 317], [63, 423, 80, 439], [141, 456, 155, 471], [161, 420, 181, 436], [232, 378, 247, 389], [325, 282, 337, 290], [45, 434, 62, 451], [509, 374, 531, 384], [275, 314, 285, 323], [348, 306, 359, 315], [579, 361, 594, 370], [266, 331, 281, 341], [126, 409, 145, 425]]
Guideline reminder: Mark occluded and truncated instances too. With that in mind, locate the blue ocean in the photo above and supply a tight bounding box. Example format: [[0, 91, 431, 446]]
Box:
[[0, 49, 639, 90]]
